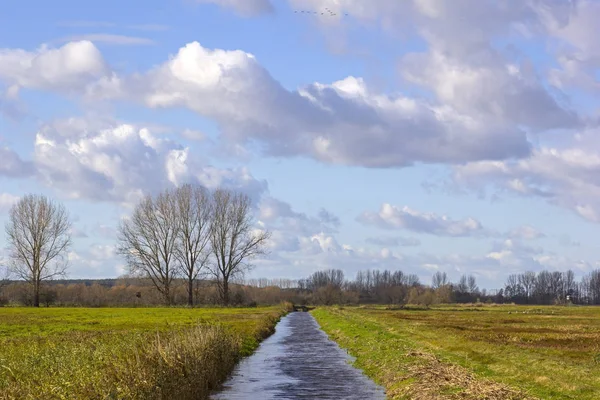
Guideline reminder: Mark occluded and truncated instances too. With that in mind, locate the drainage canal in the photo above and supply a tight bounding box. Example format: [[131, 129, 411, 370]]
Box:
[[211, 312, 386, 399]]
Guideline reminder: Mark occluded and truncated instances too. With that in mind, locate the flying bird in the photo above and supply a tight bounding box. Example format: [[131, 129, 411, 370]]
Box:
[[293, 8, 349, 17]]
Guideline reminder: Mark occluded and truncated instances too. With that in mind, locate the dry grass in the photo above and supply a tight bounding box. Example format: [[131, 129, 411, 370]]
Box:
[[391, 350, 534, 400], [0, 304, 291, 399]]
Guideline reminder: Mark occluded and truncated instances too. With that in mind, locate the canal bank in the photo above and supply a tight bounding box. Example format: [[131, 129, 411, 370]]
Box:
[[211, 312, 386, 399]]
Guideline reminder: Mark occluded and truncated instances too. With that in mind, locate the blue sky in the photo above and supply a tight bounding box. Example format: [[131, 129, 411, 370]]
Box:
[[1, 0, 599, 288]]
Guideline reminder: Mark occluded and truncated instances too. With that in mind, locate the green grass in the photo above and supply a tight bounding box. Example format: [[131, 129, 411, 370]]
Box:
[[0, 305, 291, 399], [313, 305, 600, 400]]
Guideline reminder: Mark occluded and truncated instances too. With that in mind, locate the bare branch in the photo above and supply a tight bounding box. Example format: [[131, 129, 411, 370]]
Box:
[[117, 190, 180, 305], [4, 194, 72, 307], [174, 184, 212, 306], [209, 189, 270, 305]]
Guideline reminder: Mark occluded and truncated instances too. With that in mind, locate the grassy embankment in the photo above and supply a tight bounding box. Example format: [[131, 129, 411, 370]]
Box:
[[313, 305, 600, 400], [0, 305, 291, 400]]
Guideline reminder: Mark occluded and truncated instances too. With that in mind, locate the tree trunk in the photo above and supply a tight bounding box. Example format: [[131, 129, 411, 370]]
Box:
[[188, 279, 194, 307], [222, 279, 229, 306], [164, 284, 171, 306], [33, 281, 40, 308]]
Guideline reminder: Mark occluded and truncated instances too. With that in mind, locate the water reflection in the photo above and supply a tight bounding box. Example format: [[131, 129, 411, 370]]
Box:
[[211, 312, 386, 400]]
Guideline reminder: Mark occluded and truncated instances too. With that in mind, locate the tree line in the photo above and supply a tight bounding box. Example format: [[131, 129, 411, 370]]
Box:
[[4, 264, 600, 307], [502, 270, 600, 305], [0, 186, 270, 307], [3, 190, 600, 308]]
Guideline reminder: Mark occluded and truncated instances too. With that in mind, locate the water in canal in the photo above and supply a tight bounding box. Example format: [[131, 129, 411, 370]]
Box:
[[211, 312, 386, 399]]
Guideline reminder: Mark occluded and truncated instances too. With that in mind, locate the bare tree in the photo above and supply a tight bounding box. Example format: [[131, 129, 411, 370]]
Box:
[[457, 274, 469, 293], [5, 194, 72, 307], [518, 271, 536, 303], [467, 275, 478, 295], [117, 190, 180, 305], [174, 184, 212, 307], [431, 271, 448, 289], [209, 189, 270, 305]]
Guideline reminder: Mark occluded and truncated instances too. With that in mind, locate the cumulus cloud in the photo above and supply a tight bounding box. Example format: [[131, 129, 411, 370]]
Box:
[[401, 51, 579, 131], [453, 129, 600, 222], [87, 41, 536, 167], [297, 0, 581, 131], [264, 233, 597, 287], [33, 117, 268, 204], [0, 41, 109, 94], [257, 197, 342, 254], [357, 203, 486, 237]]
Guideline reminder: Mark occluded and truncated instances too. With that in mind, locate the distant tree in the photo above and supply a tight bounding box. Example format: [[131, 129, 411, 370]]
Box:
[[209, 189, 270, 305], [174, 184, 213, 307], [504, 274, 523, 300], [467, 275, 478, 295], [563, 270, 576, 301], [431, 271, 448, 289], [5, 194, 72, 307], [518, 271, 536, 303], [534, 271, 552, 304], [306, 269, 345, 291], [457, 274, 469, 293], [117, 190, 180, 305]]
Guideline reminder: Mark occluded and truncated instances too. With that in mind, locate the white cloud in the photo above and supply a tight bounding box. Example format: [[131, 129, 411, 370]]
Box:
[[0, 41, 108, 94], [258, 197, 339, 234], [453, 130, 600, 223], [87, 41, 535, 167], [401, 51, 579, 131], [358, 203, 486, 237], [33, 117, 268, 204]]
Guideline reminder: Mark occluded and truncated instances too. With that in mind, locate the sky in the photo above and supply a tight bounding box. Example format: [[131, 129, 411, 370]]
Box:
[[1, 0, 599, 289]]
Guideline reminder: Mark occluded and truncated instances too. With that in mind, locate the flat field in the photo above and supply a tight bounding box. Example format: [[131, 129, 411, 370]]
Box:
[[313, 305, 600, 400], [0, 306, 288, 400]]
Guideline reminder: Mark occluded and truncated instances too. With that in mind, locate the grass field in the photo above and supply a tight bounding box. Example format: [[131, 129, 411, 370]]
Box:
[[313, 304, 600, 400], [0, 305, 290, 400]]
